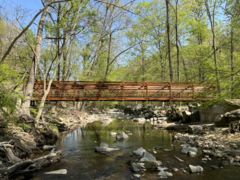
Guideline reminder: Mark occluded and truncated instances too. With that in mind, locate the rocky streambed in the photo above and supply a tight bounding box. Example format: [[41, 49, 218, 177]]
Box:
[[2, 107, 240, 180], [11, 108, 240, 180]]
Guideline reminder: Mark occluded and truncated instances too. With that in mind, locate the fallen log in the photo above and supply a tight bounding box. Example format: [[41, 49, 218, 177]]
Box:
[[0, 151, 62, 176]]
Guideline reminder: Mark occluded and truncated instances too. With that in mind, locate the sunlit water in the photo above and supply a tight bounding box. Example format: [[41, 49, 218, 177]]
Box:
[[18, 118, 240, 180]]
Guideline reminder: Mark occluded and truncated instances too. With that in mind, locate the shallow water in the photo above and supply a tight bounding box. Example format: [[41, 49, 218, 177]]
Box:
[[20, 118, 240, 180]]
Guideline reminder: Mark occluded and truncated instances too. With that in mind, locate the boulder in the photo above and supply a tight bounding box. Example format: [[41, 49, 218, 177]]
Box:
[[130, 163, 145, 172], [225, 109, 240, 122], [116, 132, 129, 140], [140, 152, 156, 162], [190, 110, 200, 122], [182, 111, 191, 123], [181, 147, 197, 154], [215, 114, 227, 127], [133, 147, 146, 156], [189, 165, 203, 173]]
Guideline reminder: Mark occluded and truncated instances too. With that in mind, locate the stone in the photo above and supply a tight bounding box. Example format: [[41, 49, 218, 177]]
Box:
[[154, 146, 163, 150], [165, 172, 173, 177], [190, 110, 200, 122], [130, 163, 145, 172], [144, 161, 160, 169], [182, 111, 191, 123], [202, 158, 208, 161], [116, 132, 129, 140], [181, 147, 197, 154], [188, 151, 197, 157], [133, 174, 141, 178], [140, 152, 156, 162], [44, 169, 67, 174], [225, 150, 240, 156], [215, 114, 228, 127], [202, 150, 213, 156], [43, 145, 55, 150], [132, 118, 145, 124], [188, 125, 203, 134], [163, 149, 172, 152], [153, 151, 157, 154], [100, 142, 109, 148], [110, 132, 117, 137], [211, 165, 219, 170], [158, 167, 168, 177], [172, 168, 178, 172], [225, 109, 240, 122], [220, 161, 229, 167], [95, 142, 120, 152], [133, 147, 146, 156], [189, 165, 203, 173]]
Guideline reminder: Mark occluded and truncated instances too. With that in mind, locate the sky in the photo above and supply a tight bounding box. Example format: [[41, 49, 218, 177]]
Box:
[[10, 0, 43, 10]]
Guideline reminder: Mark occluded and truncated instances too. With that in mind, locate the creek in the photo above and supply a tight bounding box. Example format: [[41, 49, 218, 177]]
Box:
[[18, 118, 240, 180]]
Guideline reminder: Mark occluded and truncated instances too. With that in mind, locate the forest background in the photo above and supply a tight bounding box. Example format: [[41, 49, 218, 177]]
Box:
[[0, 0, 239, 119]]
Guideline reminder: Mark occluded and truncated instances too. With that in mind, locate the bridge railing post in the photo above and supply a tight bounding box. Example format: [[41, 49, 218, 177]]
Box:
[[169, 82, 172, 101]]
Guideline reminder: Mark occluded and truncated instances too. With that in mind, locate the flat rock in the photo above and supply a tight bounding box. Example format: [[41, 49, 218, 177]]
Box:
[[189, 165, 203, 173], [140, 152, 156, 162], [181, 147, 197, 154], [43, 145, 55, 150], [133, 147, 146, 156], [44, 169, 67, 174], [130, 163, 145, 172], [188, 151, 197, 157]]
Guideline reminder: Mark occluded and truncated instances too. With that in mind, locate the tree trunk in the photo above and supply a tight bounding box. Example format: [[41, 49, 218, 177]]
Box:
[[205, 0, 220, 94], [231, 18, 234, 97], [21, 5, 51, 115], [175, 0, 180, 82], [166, 0, 173, 82]]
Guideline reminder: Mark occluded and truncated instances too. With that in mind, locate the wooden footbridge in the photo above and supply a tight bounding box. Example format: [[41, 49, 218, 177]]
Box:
[[27, 81, 216, 101]]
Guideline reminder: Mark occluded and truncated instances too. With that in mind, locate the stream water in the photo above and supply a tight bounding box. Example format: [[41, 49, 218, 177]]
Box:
[[21, 118, 240, 180]]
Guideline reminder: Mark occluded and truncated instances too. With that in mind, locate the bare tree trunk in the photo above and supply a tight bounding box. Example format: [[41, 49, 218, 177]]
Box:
[[205, 0, 220, 94], [166, 0, 173, 82], [175, 0, 180, 82], [104, 29, 113, 81], [231, 18, 234, 96], [21, 5, 51, 115]]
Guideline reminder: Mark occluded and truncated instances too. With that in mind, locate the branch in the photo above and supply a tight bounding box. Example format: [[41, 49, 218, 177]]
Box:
[[109, 41, 143, 66], [0, 0, 71, 67]]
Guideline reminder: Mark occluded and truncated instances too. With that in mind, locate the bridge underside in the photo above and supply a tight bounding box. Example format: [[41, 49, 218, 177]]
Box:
[[28, 81, 216, 101]]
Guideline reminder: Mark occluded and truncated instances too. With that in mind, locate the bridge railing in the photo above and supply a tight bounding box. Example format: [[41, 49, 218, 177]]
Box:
[[25, 81, 216, 101]]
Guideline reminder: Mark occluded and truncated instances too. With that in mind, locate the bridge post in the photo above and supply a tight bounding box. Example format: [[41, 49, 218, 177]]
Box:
[[121, 82, 124, 101], [98, 82, 101, 101], [192, 83, 195, 100], [146, 82, 148, 101], [74, 81, 76, 101], [169, 82, 172, 101]]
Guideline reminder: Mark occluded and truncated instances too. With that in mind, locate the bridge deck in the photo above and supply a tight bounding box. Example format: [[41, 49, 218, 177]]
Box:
[[27, 81, 216, 101]]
